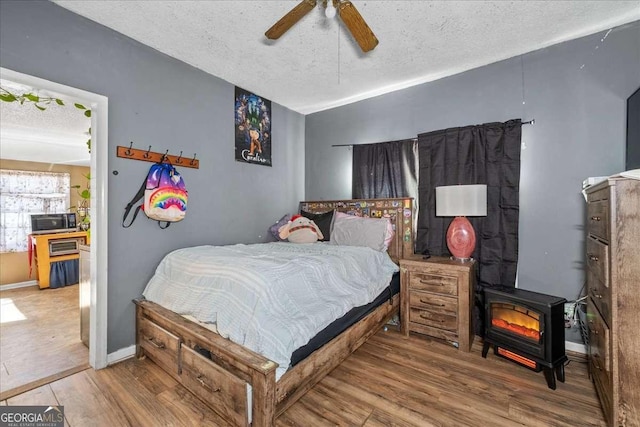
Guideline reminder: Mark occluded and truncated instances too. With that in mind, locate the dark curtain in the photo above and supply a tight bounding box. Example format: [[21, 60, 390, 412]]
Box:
[[415, 119, 522, 335], [352, 139, 417, 199]]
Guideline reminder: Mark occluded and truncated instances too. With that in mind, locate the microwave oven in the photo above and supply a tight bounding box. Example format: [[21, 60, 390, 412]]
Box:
[[30, 213, 77, 235]]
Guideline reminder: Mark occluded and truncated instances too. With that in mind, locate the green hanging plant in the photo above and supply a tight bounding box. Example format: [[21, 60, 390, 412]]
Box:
[[71, 173, 91, 235], [0, 85, 92, 153]]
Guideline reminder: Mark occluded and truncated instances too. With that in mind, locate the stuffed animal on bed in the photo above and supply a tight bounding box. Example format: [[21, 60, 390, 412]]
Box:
[[278, 214, 324, 243]]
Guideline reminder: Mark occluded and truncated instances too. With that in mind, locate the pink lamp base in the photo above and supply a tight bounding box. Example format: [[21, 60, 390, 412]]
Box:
[[446, 216, 476, 260]]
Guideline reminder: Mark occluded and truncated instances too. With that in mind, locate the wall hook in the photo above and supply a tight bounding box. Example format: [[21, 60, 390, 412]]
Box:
[[116, 144, 199, 169]]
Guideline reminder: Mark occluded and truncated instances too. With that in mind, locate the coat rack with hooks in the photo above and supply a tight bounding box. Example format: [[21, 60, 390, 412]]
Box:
[[116, 142, 200, 169]]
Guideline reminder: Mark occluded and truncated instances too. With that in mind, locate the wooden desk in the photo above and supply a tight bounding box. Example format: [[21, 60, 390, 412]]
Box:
[[31, 231, 88, 289]]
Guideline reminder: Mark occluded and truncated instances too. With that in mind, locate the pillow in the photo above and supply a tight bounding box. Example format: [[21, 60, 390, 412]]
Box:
[[300, 210, 334, 242], [332, 211, 395, 250], [269, 214, 291, 241], [330, 213, 393, 252]]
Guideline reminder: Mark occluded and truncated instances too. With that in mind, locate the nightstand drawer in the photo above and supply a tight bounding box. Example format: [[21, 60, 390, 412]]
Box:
[[409, 291, 457, 315], [409, 323, 458, 344], [409, 307, 457, 331], [409, 272, 457, 296]]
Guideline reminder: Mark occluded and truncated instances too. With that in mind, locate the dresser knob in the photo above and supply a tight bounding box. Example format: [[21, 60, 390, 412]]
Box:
[[588, 254, 599, 262], [591, 216, 601, 221], [590, 289, 602, 299]]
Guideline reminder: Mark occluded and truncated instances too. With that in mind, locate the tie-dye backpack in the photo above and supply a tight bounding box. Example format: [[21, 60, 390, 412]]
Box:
[[122, 162, 188, 229]]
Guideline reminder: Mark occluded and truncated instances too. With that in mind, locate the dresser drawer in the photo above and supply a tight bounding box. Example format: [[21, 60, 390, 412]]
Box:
[[180, 345, 248, 426], [138, 316, 181, 375], [409, 306, 457, 332], [587, 300, 610, 377], [409, 291, 457, 315], [587, 197, 609, 242], [587, 269, 611, 326], [586, 237, 609, 287], [409, 272, 457, 296], [587, 299, 612, 422]]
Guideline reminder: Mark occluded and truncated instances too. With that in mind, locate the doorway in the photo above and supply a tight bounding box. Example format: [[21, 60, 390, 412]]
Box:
[[0, 67, 108, 398]]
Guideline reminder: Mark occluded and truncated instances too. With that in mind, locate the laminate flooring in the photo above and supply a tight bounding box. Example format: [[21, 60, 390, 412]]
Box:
[[0, 284, 89, 399], [1, 329, 605, 426]]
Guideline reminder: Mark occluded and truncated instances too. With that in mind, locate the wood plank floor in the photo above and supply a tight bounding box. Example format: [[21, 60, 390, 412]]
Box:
[[1, 329, 605, 426], [0, 284, 89, 399]]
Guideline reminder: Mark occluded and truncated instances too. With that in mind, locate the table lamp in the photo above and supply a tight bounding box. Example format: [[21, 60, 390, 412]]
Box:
[[436, 184, 487, 261]]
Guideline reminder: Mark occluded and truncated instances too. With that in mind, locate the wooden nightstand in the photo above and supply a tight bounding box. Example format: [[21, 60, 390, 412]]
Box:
[[400, 255, 476, 352]]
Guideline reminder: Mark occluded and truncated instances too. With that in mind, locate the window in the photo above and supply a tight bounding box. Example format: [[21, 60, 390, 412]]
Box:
[[0, 170, 70, 252]]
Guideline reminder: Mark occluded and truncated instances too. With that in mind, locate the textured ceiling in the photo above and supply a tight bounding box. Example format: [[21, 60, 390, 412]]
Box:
[[53, 0, 640, 114], [2, 1, 639, 165], [0, 79, 91, 166]]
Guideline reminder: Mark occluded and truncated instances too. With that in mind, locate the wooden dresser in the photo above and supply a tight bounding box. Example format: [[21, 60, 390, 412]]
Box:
[[400, 255, 475, 352], [585, 176, 640, 426]]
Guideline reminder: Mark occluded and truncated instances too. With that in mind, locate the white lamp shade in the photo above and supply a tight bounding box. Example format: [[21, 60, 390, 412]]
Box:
[[436, 184, 487, 217]]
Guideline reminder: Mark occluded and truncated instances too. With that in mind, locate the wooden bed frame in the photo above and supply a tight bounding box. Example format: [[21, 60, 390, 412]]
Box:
[[134, 198, 414, 426]]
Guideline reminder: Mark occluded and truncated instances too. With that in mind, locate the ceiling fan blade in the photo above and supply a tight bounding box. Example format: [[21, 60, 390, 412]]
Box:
[[337, 0, 378, 52], [265, 0, 317, 40]]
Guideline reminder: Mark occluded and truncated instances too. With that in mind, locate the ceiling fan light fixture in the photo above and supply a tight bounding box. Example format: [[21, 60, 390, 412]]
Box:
[[265, 0, 378, 53], [325, 1, 336, 18]]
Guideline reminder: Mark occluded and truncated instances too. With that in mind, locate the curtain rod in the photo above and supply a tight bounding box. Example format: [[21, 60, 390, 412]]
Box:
[[331, 119, 535, 147]]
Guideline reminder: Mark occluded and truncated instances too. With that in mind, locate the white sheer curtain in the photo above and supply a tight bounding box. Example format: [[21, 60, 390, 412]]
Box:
[[0, 170, 70, 252]]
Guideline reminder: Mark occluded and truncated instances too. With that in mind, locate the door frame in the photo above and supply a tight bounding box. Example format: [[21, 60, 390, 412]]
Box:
[[1, 67, 109, 369]]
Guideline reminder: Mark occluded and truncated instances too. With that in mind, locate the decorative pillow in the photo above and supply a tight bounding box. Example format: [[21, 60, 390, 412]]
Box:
[[278, 215, 323, 243], [332, 211, 395, 250], [300, 210, 334, 242], [269, 214, 291, 241], [330, 213, 392, 252]]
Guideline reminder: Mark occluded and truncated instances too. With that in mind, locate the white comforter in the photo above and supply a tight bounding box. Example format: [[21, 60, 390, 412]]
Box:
[[142, 242, 398, 380]]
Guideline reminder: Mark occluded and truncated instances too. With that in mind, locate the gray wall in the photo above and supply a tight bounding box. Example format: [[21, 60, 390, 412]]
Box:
[[306, 21, 640, 302], [0, 1, 305, 352]]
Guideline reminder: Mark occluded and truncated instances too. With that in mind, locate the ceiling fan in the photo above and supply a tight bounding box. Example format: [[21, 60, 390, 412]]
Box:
[[265, 0, 379, 53]]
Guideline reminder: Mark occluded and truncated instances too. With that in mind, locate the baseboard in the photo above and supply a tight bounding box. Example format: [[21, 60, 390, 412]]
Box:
[[565, 340, 587, 354], [0, 280, 38, 291], [106, 344, 136, 365]]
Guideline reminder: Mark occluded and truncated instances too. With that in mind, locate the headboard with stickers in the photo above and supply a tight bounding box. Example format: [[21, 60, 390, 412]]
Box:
[[299, 198, 414, 264]]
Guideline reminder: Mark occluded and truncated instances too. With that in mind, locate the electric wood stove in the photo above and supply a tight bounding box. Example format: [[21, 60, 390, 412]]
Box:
[[482, 286, 567, 389]]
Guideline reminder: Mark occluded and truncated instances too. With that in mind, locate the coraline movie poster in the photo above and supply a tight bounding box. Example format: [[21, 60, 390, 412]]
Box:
[[234, 87, 272, 166]]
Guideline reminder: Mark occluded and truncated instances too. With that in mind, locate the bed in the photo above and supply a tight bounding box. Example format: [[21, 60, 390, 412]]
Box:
[[134, 198, 414, 426]]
